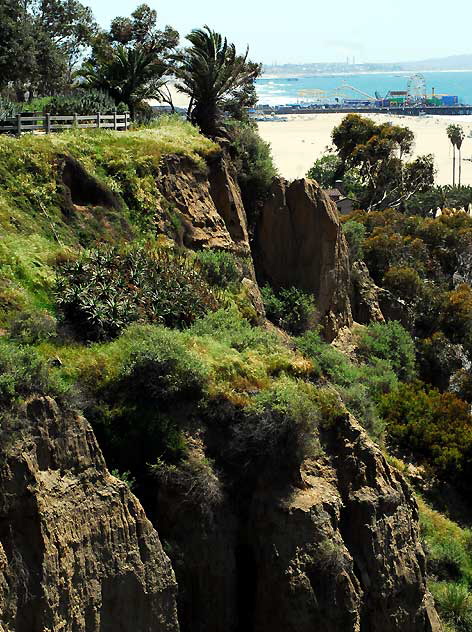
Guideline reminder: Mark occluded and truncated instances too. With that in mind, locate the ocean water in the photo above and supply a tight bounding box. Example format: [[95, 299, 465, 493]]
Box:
[[256, 71, 472, 106]]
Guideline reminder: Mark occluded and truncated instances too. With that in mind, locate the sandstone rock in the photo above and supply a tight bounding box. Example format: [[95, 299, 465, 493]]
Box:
[[156, 409, 439, 632], [246, 413, 439, 632], [0, 397, 179, 632], [350, 260, 385, 324], [254, 178, 352, 340], [157, 154, 250, 256]]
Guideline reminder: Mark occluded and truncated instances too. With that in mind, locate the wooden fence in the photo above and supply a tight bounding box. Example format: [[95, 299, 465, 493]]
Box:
[[0, 112, 130, 135]]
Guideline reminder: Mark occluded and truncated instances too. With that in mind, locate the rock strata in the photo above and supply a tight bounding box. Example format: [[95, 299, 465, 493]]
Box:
[[0, 397, 179, 632]]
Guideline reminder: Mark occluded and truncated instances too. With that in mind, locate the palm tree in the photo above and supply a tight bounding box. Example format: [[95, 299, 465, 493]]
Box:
[[456, 126, 465, 186], [446, 124, 465, 187], [80, 44, 168, 119], [175, 26, 260, 137], [447, 124, 457, 186]]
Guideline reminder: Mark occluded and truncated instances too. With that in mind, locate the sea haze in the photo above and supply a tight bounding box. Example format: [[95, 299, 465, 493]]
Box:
[[256, 71, 472, 106]]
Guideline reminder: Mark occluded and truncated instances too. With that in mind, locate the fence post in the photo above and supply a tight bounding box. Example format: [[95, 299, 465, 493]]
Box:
[[73, 112, 78, 128], [16, 114, 22, 136], [113, 109, 118, 131], [96, 112, 101, 129], [46, 113, 51, 134]]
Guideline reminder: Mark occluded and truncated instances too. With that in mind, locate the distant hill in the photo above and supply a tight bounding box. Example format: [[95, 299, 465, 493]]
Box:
[[401, 54, 472, 70], [263, 54, 472, 76]]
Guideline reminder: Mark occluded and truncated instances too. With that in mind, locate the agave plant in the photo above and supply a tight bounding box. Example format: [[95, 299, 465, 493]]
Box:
[[175, 26, 260, 137]]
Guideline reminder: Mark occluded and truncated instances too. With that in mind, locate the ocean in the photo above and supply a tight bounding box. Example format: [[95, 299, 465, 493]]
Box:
[[256, 71, 472, 106]]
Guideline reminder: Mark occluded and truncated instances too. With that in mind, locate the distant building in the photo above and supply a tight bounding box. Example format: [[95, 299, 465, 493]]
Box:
[[324, 187, 355, 215]]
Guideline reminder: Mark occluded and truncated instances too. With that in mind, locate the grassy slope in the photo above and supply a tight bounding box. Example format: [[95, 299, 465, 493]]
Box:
[[1, 119, 472, 632], [0, 117, 218, 324]]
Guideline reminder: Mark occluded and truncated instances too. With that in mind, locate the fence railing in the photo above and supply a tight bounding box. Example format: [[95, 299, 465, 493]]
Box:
[[0, 112, 130, 135]]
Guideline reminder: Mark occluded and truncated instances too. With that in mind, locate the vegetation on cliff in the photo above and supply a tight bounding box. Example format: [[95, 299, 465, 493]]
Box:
[[0, 105, 471, 631]]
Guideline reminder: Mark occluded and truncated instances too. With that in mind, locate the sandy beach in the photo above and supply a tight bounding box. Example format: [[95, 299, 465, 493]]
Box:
[[156, 86, 472, 187], [257, 113, 472, 185]]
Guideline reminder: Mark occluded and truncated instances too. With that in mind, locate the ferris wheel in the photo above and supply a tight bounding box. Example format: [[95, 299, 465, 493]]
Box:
[[407, 73, 427, 101]]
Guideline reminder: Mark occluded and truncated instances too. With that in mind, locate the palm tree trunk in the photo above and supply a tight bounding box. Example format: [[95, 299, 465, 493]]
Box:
[[453, 145, 456, 187], [459, 147, 462, 187]]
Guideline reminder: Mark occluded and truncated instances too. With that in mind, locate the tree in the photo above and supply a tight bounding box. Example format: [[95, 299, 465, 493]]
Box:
[[331, 114, 434, 210], [35, 0, 98, 84], [81, 4, 178, 118], [175, 25, 260, 137], [0, 0, 97, 99], [447, 124, 465, 186], [0, 0, 37, 99]]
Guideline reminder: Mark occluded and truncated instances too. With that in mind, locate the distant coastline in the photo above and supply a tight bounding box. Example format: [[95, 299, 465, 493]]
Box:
[[262, 69, 472, 79]]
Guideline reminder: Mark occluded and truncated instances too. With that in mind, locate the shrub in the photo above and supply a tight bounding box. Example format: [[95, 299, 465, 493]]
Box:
[[380, 382, 472, 485], [261, 285, 317, 335], [383, 266, 423, 301], [0, 97, 19, 120], [357, 321, 416, 381], [9, 309, 57, 345], [190, 306, 275, 352], [420, 498, 472, 586], [343, 220, 365, 262], [152, 452, 223, 514], [55, 245, 219, 341], [442, 284, 472, 349], [307, 154, 341, 187], [430, 582, 472, 632], [0, 341, 55, 407], [194, 249, 240, 288], [86, 325, 209, 481], [229, 378, 321, 475], [227, 121, 277, 227], [46, 89, 126, 115], [116, 327, 208, 405]]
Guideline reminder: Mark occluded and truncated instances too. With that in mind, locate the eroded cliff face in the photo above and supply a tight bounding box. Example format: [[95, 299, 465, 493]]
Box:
[[0, 397, 179, 632], [156, 154, 250, 256], [254, 177, 353, 340], [156, 414, 440, 632]]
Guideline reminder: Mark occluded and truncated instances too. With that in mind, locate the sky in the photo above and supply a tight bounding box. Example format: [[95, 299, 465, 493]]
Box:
[[83, 0, 471, 65]]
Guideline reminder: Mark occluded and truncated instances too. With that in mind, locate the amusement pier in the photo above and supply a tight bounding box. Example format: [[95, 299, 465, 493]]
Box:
[[253, 73, 472, 117]]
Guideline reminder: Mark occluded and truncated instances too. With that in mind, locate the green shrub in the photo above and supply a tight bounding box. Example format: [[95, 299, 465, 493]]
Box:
[[262, 285, 317, 335], [117, 327, 208, 405], [55, 245, 219, 341], [0, 97, 19, 120], [343, 220, 365, 262], [357, 321, 416, 381], [229, 378, 321, 475], [194, 249, 240, 288], [431, 582, 472, 632], [190, 306, 275, 352], [383, 265, 423, 301], [0, 340, 55, 407], [227, 121, 277, 227], [296, 330, 354, 384], [307, 154, 341, 187], [46, 89, 126, 115], [151, 453, 223, 514], [380, 382, 472, 485], [9, 309, 57, 344], [86, 325, 209, 480]]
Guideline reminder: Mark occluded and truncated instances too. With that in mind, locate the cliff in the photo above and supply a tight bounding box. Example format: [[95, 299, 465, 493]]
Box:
[[156, 412, 440, 632], [254, 178, 352, 340], [0, 123, 443, 631], [0, 397, 179, 632]]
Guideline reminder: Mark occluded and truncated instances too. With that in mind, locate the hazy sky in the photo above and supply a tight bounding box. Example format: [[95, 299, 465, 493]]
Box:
[[83, 0, 471, 64]]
